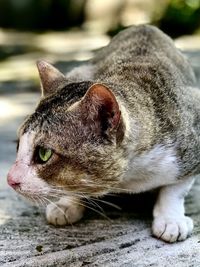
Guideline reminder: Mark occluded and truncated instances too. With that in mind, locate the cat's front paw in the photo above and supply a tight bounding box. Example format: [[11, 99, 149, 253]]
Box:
[[46, 199, 85, 226], [152, 216, 193, 243]]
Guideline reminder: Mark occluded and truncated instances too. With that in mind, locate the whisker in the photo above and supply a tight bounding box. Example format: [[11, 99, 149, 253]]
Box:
[[43, 196, 68, 218], [85, 198, 105, 213], [90, 197, 121, 210], [37, 195, 47, 208], [48, 187, 121, 211], [50, 183, 132, 194], [18, 184, 123, 221], [46, 194, 111, 221]]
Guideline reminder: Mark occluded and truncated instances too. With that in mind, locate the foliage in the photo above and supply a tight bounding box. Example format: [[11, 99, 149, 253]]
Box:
[[0, 0, 85, 31], [159, 0, 200, 37]]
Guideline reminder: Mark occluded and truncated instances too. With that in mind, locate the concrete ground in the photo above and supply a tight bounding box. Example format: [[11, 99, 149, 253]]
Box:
[[0, 31, 200, 266]]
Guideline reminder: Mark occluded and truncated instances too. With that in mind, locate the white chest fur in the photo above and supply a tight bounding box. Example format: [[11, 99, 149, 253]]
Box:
[[118, 145, 179, 193]]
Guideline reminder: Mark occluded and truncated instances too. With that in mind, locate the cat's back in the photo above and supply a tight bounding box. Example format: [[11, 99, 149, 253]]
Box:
[[93, 24, 195, 86], [93, 24, 173, 60]]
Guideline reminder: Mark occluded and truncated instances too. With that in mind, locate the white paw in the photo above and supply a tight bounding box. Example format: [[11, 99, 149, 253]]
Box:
[[46, 201, 84, 226], [152, 216, 193, 243]]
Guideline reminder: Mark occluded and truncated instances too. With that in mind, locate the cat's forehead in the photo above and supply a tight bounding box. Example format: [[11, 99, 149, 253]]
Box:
[[37, 80, 92, 110], [18, 104, 86, 151], [19, 81, 92, 136]]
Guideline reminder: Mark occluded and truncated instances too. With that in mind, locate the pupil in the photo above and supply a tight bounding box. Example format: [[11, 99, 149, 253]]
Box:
[[39, 148, 50, 162], [41, 149, 46, 158]]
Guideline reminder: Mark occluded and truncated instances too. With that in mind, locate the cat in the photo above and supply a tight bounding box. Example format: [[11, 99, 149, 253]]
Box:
[[7, 24, 200, 243]]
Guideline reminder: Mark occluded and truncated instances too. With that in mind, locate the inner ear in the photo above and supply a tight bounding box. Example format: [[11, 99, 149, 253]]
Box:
[[36, 60, 66, 97], [83, 83, 121, 132]]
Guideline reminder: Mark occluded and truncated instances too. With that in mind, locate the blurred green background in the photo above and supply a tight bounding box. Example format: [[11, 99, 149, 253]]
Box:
[[0, 0, 200, 86], [0, 0, 199, 36]]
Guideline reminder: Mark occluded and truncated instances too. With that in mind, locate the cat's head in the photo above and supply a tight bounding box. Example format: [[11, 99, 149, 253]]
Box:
[[7, 61, 126, 201]]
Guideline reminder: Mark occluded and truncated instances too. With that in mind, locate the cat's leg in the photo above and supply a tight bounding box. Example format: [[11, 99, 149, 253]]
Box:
[[152, 177, 194, 243], [46, 197, 85, 226]]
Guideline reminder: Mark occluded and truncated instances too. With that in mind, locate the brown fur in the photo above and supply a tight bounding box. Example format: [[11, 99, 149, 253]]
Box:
[[19, 25, 200, 195], [9, 25, 200, 242]]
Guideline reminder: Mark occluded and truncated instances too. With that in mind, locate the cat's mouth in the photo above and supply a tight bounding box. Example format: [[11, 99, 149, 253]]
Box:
[[7, 161, 116, 204], [14, 186, 63, 207]]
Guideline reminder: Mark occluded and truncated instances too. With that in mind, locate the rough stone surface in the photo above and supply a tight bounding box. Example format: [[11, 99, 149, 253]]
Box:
[[0, 46, 200, 266]]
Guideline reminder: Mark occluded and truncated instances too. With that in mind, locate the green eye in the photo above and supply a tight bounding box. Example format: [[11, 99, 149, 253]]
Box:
[[38, 147, 52, 163]]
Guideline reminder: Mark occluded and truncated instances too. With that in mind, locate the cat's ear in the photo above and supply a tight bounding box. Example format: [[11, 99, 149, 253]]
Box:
[[36, 60, 66, 97], [82, 83, 121, 133]]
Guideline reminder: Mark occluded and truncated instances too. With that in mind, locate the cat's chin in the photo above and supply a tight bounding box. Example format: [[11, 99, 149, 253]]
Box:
[[12, 187, 50, 204]]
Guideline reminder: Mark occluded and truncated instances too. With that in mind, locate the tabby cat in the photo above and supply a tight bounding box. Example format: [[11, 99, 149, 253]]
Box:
[[8, 25, 199, 243]]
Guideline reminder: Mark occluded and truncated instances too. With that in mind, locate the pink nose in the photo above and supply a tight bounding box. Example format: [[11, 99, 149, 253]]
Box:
[[7, 173, 21, 190]]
